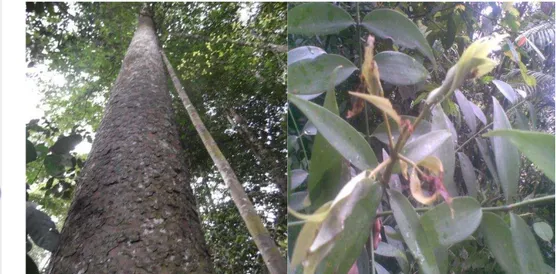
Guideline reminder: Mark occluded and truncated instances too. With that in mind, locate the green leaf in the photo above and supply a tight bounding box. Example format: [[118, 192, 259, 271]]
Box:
[[288, 46, 326, 66], [430, 105, 458, 196], [50, 134, 82, 155], [455, 90, 477, 133], [402, 130, 452, 164], [493, 80, 519, 104], [469, 101, 487, 125], [490, 97, 520, 202], [27, 140, 37, 164], [388, 189, 440, 274], [475, 138, 500, 185], [362, 9, 436, 67], [308, 73, 347, 209], [533, 222, 554, 242], [290, 191, 309, 211], [457, 152, 477, 197], [291, 169, 308, 190], [288, 3, 355, 36], [374, 241, 409, 268], [479, 212, 520, 274], [442, 15, 456, 50], [44, 154, 66, 176], [527, 101, 537, 130], [288, 54, 357, 95], [320, 182, 383, 274], [27, 255, 40, 274], [288, 94, 378, 171], [374, 51, 428, 86], [484, 129, 555, 182], [420, 197, 482, 247], [510, 213, 548, 274], [513, 111, 530, 131]]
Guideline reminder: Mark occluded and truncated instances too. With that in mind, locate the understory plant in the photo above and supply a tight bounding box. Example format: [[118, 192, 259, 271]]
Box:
[[287, 3, 555, 274]]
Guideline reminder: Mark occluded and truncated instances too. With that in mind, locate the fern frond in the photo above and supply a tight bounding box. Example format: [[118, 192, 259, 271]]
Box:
[[502, 69, 555, 96]]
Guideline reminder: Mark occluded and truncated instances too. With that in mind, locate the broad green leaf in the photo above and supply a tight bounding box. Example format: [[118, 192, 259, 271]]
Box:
[[490, 97, 519, 202], [320, 181, 382, 274], [388, 189, 440, 274], [375, 241, 409, 268], [288, 135, 299, 152], [457, 152, 477, 197], [308, 74, 347, 209], [288, 46, 326, 66], [355, 248, 370, 274], [291, 169, 308, 190], [374, 262, 389, 274], [27, 140, 37, 164], [374, 51, 428, 86], [302, 121, 317, 136], [480, 212, 520, 274], [384, 225, 409, 273], [50, 134, 82, 155], [402, 130, 451, 164], [288, 54, 357, 95], [289, 94, 378, 171], [430, 106, 457, 196], [372, 115, 432, 145], [288, 3, 355, 36], [442, 15, 456, 50], [362, 9, 436, 67], [513, 111, 529, 130], [420, 197, 482, 247], [484, 129, 555, 182], [290, 191, 309, 211], [510, 213, 548, 274], [533, 222, 554, 242], [44, 154, 66, 176], [454, 90, 477, 133], [475, 138, 500, 185], [493, 80, 519, 104]]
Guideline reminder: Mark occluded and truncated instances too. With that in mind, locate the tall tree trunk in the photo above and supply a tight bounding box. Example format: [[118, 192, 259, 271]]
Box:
[[48, 7, 213, 274], [226, 108, 287, 195], [161, 51, 287, 274]]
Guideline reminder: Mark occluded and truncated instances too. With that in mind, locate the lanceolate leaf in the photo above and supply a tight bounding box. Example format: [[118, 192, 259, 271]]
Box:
[[288, 3, 355, 36], [308, 76, 347, 209], [469, 101, 487, 125], [493, 79, 519, 104], [349, 92, 402, 125], [457, 152, 477, 197], [288, 46, 327, 66], [291, 169, 308, 189], [320, 181, 383, 274], [402, 130, 451, 164], [480, 212, 520, 274], [288, 54, 358, 95], [510, 213, 548, 274], [484, 129, 555, 182], [388, 189, 440, 274], [475, 138, 500, 185], [533, 222, 554, 242], [374, 51, 428, 86], [490, 97, 520, 202], [288, 94, 378, 171], [420, 197, 482, 247], [430, 105, 457, 196], [362, 9, 436, 67], [455, 90, 477, 133]]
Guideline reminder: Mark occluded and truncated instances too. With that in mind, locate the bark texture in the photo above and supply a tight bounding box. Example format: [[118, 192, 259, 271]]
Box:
[[48, 10, 213, 274], [161, 51, 287, 274]]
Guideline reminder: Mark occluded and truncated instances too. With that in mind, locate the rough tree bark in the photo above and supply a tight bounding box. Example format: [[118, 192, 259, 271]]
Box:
[[48, 7, 213, 274], [161, 51, 287, 274], [226, 108, 287, 195]]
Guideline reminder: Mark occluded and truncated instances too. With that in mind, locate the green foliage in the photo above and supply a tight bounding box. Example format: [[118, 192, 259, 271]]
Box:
[[287, 2, 555, 273]]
